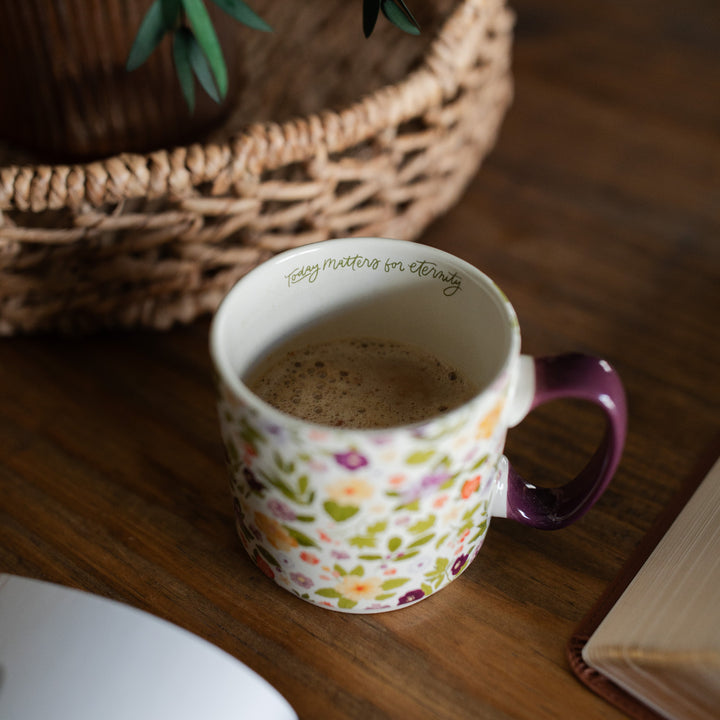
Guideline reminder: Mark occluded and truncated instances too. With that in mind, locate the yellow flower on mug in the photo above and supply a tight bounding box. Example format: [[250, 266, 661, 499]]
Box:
[[326, 478, 374, 504], [335, 575, 383, 602], [475, 399, 504, 439], [255, 512, 298, 551]]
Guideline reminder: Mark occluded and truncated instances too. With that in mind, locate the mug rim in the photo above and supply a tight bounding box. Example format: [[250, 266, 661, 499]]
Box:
[[210, 237, 521, 434]]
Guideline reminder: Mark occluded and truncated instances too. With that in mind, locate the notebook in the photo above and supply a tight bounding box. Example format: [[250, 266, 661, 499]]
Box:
[[568, 444, 720, 720], [0, 573, 297, 720]]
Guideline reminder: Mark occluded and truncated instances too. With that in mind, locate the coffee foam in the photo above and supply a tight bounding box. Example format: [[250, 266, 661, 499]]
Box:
[[245, 337, 477, 429]]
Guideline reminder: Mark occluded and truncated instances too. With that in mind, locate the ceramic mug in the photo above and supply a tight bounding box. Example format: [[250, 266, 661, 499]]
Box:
[[210, 238, 626, 613]]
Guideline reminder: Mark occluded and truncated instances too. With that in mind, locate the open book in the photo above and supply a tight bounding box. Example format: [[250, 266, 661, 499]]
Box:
[[0, 574, 297, 720], [569, 449, 720, 720]]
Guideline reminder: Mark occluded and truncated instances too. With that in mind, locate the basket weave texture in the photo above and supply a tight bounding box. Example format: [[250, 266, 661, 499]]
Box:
[[0, 0, 513, 334]]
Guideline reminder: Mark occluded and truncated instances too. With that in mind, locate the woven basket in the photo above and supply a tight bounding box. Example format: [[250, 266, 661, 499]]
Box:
[[0, 0, 513, 334]]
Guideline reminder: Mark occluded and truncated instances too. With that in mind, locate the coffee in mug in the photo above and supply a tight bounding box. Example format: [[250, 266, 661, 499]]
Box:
[[245, 335, 478, 429]]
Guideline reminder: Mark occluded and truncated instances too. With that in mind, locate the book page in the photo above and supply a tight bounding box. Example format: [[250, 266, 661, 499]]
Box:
[[582, 457, 720, 720]]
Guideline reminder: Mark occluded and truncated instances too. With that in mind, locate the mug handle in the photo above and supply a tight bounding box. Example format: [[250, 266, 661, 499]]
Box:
[[491, 353, 627, 530]]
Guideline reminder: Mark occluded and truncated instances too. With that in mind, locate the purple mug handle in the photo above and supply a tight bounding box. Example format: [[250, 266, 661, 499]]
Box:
[[495, 353, 627, 530]]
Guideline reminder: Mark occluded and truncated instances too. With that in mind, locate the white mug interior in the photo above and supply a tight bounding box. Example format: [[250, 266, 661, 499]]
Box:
[[212, 237, 520, 420]]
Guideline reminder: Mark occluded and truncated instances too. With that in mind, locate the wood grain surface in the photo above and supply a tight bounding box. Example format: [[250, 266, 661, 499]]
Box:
[[1, 1, 718, 718]]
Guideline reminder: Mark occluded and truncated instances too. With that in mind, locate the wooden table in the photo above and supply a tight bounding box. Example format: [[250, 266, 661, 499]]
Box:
[[1, 1, 718, 717]]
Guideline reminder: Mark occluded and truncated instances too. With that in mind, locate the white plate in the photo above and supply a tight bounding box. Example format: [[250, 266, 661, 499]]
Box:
[[0, 574, 296, 720]]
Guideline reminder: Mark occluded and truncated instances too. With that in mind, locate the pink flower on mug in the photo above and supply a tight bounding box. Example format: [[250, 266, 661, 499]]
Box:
[[326, 478, 373, 503], [333, 449, 369, 470], [336, 575, 383, 602], [432, 494, 449, 509], [300, 551, 320, 565]]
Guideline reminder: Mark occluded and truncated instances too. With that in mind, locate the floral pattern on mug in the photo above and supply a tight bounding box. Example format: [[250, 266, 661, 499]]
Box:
[[218, 371, 511, 612]]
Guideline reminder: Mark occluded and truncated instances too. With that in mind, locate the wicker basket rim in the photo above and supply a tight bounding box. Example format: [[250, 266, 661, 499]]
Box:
[[0, 0, 508, 215]]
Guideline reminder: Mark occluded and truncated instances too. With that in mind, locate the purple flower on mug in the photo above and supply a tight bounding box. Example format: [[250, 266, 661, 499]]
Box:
[[331, 549, 351, 560], [334, 449, 369, 471], [242, 467, 265, 493], [290, 572, 314, 589], [402, 472, 451, 503], [451, 553, 470, 576], [268, 498, 297, 522], [398, 589, 425, 605]]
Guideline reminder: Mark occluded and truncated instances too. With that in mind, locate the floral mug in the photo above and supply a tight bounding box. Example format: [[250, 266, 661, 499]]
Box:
[[210, 238, 627, 613]]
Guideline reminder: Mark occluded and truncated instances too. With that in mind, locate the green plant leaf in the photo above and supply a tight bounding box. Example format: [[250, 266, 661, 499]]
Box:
[[181, 0, 228, 98], [189, 34, 221, 102], [172, 27, 196, 111], [363, 0, 381, 38], [126, 0, 170, 71], [211, 0, 272, 32], [381, 0, 420, 35], [161, 0, 182, 27]]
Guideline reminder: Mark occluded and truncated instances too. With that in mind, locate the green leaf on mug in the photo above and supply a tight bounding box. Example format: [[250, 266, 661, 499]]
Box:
[[407, 533, 435, 549], [381, 577, 410, 591], [257, 545, 281, 568], [393, 551, 420, 561], [338, 597, 358, 610], [374, 593, 395, 601], [333, 564, 347, 576], [470, 520, 488, 544], [284, 527, 319, 547], [421, 583, 433, 596], [316, 588, 342, 598], [388, 536, 402, 552], [297, 475, 308, 494], [471, 453, 489, 471], [408, 514, 435, 534], [358, 554, 383, 561], [323, 501, 359, 522], [349, 535, 377, 549], [367, 520, 388, 534], [405, 450, 435, 465], [349, 565, 364, 577]]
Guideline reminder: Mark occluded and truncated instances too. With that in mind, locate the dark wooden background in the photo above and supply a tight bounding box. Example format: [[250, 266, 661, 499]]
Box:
[[1, 1, 718, 717]]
